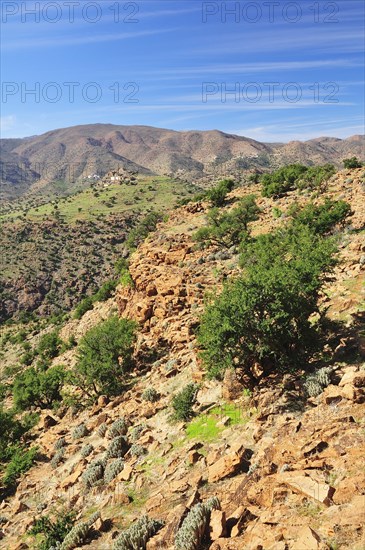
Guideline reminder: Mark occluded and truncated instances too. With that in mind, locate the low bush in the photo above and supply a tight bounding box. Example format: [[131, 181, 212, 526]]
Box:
[[199, 225, 337, 380], [108, 418, 128, 438], [13, 364, 67, 411], [343, 156, 363, 169], [72, 423, 89, 440], [3, 445, 38, 488], [261, 164, 336, 197], [106, 436, 129, 459], [74, 316, 137, 397], [142, 387, 159, 402], [28, 510, 76, 550], [194, 195, 260, 249], [288, 199, 351, 234], [171, 383, 199, 422], [104, 458, 124, 483]]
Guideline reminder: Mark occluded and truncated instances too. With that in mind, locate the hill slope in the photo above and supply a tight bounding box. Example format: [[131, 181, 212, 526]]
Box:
[[0, 168, 364, 550], [1, 124, 364, 199]]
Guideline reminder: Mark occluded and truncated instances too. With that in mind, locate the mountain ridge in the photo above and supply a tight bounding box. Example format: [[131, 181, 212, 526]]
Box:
[[1, 124, 364, 200]]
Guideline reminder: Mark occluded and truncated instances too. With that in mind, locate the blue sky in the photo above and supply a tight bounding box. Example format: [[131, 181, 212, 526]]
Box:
[[1, 0, 364, 141]]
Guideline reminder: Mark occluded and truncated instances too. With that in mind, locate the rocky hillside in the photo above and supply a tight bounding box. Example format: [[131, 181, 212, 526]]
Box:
[[1, 124, 364, 199], [0, 173, 196, 321], [0, 169, 364, 550]]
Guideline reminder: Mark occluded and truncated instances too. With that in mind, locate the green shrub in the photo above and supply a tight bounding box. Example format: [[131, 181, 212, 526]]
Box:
[[199, 226, 337, 380], [37, 331, 63, 361], [0, 407, 28, 463], [3, 445, 38, 488], [207, 179, 235, 207], [13, 364, 67, 410], [28, 510, 76, 550], [74, 316, 137, 397], [296, 164, 336, 190], [126, 211, 163, 251], [343, 156, 363, 169], [288, 199, 351, 234], [172, 383, 199, 421], [93, 280, 118, 302], [261, 164, 307, 197], [194, 195, 260, 249], [261, 164, 336, 197], [73, 296, 93, 320]]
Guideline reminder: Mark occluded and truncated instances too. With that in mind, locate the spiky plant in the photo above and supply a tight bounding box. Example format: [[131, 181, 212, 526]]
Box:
[[108, 418, 128, 439], [104, 458, 124, 484], [51, 448, 65, 469], [142, 388, 159, 403], [72, 423, 89, 440], [130, 424, 146, 442], [60, 511, 100, 550], [81, 443, 93, 458], [113, 515, 164, 550], [175, 497, 220, 550], [129, 444, 146, 457], [81, 457, 106, 489], [97, 423, 108, 437], [54, 436, 67, 451], [106, 436, 129, 459], [304, 366, 333, 397]]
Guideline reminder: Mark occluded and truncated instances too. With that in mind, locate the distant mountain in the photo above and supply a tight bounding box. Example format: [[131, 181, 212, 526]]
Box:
[[1, 124, 364, 199]]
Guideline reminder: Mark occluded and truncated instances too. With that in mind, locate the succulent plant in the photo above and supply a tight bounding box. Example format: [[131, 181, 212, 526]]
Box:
[[104, 458, 124, 484], [129, 444, 146, 457], [142, 387, 159, 403], [60, 511, 100, 550], [113, 515, 164, 549], [72, 423, 89, 440], [54, 436, 67, 450], [51, 448, 65, 469], [81, 457, 106, 489], [81, 443, 93, 458], [106, 436, 129, 459], [130, 424, 146, 442], [108, 418, 128, 439], [304, 366, 333, 397], [97, 422, 108, 437], [175, 497, 220, 550]]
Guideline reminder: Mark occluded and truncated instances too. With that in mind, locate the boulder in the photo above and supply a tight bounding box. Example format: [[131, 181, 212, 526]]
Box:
[[209, 509, 226, 540]]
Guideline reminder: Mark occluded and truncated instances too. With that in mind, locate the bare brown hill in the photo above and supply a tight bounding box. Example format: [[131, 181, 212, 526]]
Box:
[[1, 124, 364, 199]]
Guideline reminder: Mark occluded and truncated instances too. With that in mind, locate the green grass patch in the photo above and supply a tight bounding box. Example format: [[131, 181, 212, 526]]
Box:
[[186, 402, 251, 443], [0, 176, 193, 225]]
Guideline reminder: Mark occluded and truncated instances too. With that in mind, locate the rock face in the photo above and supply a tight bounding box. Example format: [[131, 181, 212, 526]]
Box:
[[1, 168, 365, 550]]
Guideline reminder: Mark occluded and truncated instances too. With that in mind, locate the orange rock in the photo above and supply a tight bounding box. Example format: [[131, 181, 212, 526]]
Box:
[[209, 509, 226, 540]]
